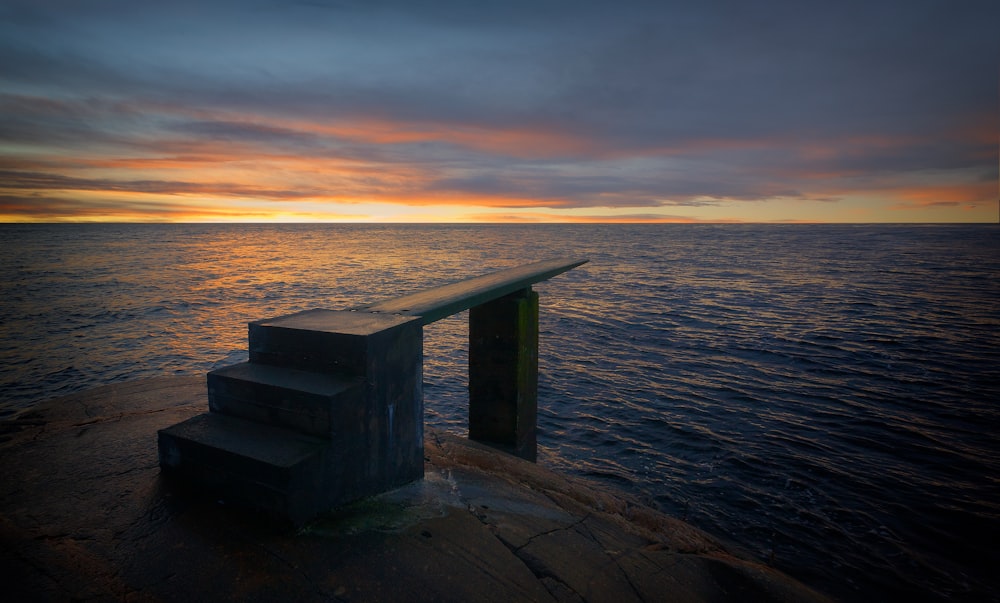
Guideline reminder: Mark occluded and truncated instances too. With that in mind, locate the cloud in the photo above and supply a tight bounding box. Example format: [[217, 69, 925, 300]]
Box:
[[0, 169, 325, 199], [458, 211, 738, 223], [0, 0, 997, 221], [0, 193, 229, 221]]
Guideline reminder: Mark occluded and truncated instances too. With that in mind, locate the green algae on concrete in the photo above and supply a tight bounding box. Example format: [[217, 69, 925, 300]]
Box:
[[0, 376, 833, 602]]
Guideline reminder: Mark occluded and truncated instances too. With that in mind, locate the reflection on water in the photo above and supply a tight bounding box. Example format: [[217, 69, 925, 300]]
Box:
[[2, 223, 999, 602]]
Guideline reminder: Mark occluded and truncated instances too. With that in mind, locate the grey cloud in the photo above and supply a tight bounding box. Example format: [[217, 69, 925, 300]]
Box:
[[4, 1, 996, 145], [537, 2, 999, 147], [0, 170, 319, 200], [1, 0, 997, 212]]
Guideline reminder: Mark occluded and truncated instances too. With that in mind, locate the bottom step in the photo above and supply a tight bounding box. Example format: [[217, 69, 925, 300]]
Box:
[[158, 413, 329, 524]]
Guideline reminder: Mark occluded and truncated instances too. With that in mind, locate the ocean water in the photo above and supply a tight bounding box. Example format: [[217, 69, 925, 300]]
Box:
[[1, 223, 998, 602]]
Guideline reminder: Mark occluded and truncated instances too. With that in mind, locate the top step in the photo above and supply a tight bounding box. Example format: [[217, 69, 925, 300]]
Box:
[[248, 310, 422, 374]]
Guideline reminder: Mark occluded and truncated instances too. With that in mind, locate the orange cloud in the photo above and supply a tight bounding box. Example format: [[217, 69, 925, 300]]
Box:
[[950, 112, 998, 150], [457, 212, 738, 223], [3, 95, 995, 223], [886, 181, 998, 209], [268, 115, 599, 159]]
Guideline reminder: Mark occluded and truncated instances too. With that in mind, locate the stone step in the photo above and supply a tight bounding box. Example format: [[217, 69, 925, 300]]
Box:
[[208, 362, 364, 438], [247, 308, 421, 374], [157, 412, 329, 525]]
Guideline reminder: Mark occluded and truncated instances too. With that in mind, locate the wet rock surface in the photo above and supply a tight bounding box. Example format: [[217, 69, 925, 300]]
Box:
[[0, 376, 832, 602]]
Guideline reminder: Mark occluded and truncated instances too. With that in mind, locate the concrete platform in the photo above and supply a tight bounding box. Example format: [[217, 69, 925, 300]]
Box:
[[0, 376, 832, 602]]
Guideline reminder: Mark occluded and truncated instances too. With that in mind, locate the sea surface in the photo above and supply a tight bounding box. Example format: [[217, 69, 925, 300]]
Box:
[[1, 223, 998, 602]]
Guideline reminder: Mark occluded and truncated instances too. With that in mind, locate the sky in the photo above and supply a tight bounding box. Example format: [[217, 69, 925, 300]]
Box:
[[1, 0, 997, 223]]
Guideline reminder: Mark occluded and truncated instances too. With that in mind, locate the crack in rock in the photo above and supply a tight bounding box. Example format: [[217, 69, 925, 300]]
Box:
[[485, 512, 593, 602], [576, 517, 646, 601]]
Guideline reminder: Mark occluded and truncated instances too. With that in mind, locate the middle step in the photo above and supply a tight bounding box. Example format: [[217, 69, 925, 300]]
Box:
[[208, 362, 364, 438]]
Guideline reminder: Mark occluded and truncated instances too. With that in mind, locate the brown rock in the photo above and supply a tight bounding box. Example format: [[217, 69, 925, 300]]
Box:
[[0, 376, 832, 602]]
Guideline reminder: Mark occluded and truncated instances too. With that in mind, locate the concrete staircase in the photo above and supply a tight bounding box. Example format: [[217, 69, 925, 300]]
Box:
[[157, 309, 424, 525]]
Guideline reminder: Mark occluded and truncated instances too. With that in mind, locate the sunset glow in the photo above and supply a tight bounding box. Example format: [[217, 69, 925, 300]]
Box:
[[1, 1, 997, 223]]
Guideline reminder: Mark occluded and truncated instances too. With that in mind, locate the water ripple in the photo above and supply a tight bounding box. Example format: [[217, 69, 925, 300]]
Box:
[[2, 223, 999, 602]]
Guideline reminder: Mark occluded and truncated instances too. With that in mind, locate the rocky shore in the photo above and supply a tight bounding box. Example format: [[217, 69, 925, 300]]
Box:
[[0, 376, 832, 602]]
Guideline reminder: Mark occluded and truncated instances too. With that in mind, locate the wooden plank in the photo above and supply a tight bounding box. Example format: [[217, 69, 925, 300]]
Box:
[[356, 258, 587, 325]]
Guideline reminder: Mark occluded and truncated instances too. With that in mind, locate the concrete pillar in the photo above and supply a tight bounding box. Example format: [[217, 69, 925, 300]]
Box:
[[468, 287, 539, 461]]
